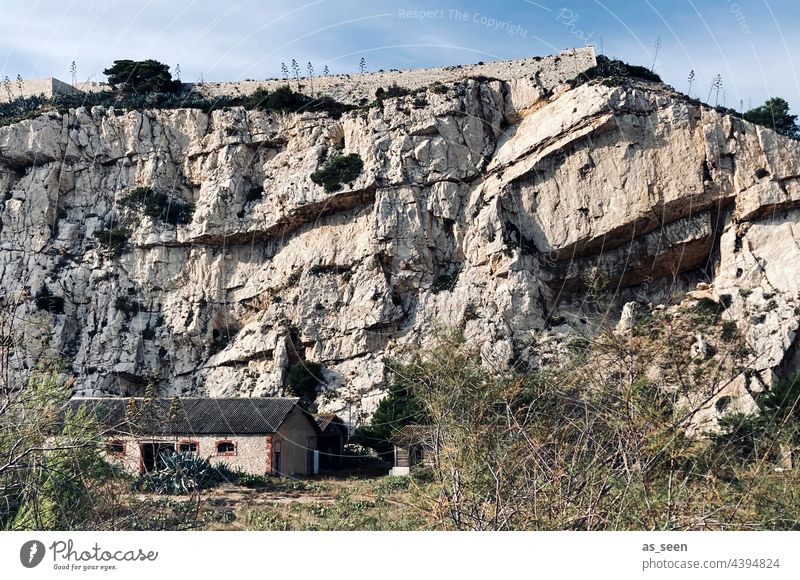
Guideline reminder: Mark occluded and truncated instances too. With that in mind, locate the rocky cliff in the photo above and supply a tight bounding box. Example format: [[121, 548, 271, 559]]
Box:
[[2, 48, 800, 428]]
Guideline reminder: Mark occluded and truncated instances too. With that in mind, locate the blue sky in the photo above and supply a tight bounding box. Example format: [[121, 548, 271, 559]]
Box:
[[0, 0, 798, 111]]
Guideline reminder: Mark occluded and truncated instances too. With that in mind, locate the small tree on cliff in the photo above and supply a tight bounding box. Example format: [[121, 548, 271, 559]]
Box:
[[287, 361, 325, 405], [745, 97, 799, 139], [103, 59, 181, 94]]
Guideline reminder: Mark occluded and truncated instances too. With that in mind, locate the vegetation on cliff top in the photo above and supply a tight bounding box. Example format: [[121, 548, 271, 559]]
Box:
[[567, 54, 663, 88], [0, 59, 355, 126], [744, 97, 799, 139]]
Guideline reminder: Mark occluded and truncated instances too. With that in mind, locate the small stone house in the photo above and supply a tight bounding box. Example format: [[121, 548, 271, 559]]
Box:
[[64, 397, 320, 477], [389, 425, 436, 476], [314, 413, 349, 470]]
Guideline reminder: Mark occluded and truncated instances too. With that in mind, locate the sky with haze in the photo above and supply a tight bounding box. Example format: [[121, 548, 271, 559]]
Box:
[[0, 0, 797, 111]]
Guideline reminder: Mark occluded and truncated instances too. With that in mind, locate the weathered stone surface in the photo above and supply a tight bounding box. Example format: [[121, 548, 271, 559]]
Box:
[[2, 49, 800, 430]]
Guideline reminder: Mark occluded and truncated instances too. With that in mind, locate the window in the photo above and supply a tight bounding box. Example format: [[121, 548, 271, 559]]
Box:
[[106, 440, 125, 456], [216, 441, 236, 455], [178, 441, 198, 453]]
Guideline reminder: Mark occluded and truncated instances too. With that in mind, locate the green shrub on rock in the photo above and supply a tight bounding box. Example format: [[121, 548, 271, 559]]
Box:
[[310, 153, 364, 193], [92, 227, 130, 257], [122, 186, 195, 226]]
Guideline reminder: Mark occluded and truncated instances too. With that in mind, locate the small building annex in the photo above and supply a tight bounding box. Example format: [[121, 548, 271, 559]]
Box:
[[64, 397, 320, 477], [314, 413, 349, 471], [390, 425, 436, 476]]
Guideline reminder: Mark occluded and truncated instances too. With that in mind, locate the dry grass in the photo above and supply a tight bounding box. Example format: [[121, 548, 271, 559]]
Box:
[[197, 474, 436, 531]]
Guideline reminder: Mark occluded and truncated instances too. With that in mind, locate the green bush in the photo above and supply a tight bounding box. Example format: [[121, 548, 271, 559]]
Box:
[[249, 85, 355, 119], [431, 272, 458, 293], [310, 152, 364, 193], [211, 463, 269, 487], [122, 187, 194, 226], [286, 268, 302, 286], [0, 94, 51, 127], [92, 227, 130, 257], [286, 361, 325, 402], [374, 85, 411, 106]]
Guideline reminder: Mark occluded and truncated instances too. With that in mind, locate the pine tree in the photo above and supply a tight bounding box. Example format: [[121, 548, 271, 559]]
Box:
[[745, 97, 799, 139]]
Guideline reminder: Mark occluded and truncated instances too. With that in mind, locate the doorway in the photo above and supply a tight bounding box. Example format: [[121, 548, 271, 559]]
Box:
[[140, 442, 175, 473]]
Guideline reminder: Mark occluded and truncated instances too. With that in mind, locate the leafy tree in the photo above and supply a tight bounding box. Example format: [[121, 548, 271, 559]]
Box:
[[103, 59, 181, 94], [744, 97, 799, 139], [354, 360, 427, 458]]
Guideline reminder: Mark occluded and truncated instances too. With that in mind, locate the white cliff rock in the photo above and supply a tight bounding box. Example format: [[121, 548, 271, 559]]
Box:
[[2, 48, 800, 430]]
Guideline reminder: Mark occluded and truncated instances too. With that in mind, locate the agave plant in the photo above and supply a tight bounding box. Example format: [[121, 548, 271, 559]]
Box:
[[135, 452, 215, 495]]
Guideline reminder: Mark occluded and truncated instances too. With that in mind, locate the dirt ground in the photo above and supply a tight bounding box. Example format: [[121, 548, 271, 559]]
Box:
[[196, 469, 436, 531]]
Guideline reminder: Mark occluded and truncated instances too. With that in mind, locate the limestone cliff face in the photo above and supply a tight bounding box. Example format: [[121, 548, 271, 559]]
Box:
[[2, 48, 800, 426]]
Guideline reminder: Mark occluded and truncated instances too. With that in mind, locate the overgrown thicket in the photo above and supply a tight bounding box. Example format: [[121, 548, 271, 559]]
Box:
[[0, 318, 210, 531], [0, 367, 203, 530], [354, 363, 427, 459], [391, 319, 800, 530], [0, 369, 114, 529]]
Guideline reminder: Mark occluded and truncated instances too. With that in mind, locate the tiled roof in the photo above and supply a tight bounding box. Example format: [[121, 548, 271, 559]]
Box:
[[314, 413, 339, 431], [63, 397, 302, 435], [391, 424, 435, 445]]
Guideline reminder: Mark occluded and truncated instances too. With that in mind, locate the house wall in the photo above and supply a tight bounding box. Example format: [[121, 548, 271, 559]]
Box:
[[103, 434, 273, 477], [102, 412, 318, 477], [274, 407, 317, 476], [395, 445, 410, 468], [393, 444, 434, 470]]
